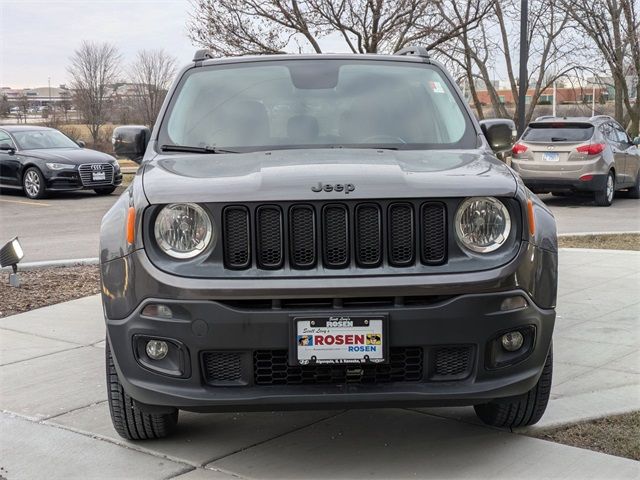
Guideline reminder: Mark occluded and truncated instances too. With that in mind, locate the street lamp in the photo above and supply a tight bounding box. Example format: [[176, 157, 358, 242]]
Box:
[[0, 237, 24, 287]]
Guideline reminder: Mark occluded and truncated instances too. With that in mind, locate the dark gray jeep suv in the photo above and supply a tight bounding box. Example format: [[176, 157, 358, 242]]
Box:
[[102, 48, 558, 440]]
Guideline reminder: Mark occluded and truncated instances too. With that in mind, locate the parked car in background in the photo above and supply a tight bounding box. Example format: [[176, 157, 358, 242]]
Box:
[[510, 116, 640, 206], [0, 125, 122, 198]]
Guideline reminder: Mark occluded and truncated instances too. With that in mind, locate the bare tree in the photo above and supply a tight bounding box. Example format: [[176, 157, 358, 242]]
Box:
[[130, 49, 177, 127], [564, 0, 640, 135], [187, 0, 493, 56], [68, 41, 122, 144], [436, 0, 584, 128]]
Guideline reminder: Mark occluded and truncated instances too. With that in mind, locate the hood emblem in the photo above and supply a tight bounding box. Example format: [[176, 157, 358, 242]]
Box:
[[91, 164, 104, 171], [546, 146, 555, 150], [311, 182, 355, 194]]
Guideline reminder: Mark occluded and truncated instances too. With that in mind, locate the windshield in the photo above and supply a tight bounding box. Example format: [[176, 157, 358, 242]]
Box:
[[159, 59, 476, 152], [522, 123, 594, 142], [13, 130, 79, 150]]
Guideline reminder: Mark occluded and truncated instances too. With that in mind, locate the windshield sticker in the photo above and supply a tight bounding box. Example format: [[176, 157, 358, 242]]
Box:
[[429, 81, 445, 94]]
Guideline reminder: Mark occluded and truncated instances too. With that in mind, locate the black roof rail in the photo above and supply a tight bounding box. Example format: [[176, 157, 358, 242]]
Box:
[[193, 49, 215, 62], [394, 46, 430, 59]]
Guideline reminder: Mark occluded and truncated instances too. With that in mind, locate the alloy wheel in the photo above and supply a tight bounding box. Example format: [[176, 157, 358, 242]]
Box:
[[606, 174, 614, 203], [24, 170, 41, 197]]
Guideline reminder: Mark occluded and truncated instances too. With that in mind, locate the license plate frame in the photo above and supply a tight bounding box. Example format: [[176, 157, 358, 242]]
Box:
[[542, 152, 560, 162], [291, 314, 388, 366], [92, 171, 106, 181]]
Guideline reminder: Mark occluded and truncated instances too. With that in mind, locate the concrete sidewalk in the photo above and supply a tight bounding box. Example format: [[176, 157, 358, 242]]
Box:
[[1, 249, 639, 479]]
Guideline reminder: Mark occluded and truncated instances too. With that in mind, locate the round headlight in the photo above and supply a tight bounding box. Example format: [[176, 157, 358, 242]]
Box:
[[154, 203, 214, 259], [454, 197, 511, 253]]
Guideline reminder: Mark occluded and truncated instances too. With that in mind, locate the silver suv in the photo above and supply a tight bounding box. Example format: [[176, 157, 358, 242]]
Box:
[[511, 116, 640, 206]]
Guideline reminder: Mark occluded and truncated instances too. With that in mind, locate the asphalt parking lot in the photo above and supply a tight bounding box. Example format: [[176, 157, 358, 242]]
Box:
[[1, 189, 638, 263], [0, 188, 123, 262]]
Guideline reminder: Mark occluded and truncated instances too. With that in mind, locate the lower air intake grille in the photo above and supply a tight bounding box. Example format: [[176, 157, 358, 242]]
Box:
[[430, 346, 473, 380], [202, 352, 242, 382], [254, 347, 423, 385]]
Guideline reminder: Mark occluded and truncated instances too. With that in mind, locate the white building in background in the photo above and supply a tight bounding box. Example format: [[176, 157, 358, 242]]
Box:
[[1, 85, 73, 108]]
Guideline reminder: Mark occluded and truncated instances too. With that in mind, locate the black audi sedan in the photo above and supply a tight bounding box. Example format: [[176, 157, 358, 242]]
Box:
[[0, 125, 122, 198]]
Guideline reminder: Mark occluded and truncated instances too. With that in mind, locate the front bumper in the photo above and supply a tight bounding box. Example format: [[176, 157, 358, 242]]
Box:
[[104, 244, 557, 412]]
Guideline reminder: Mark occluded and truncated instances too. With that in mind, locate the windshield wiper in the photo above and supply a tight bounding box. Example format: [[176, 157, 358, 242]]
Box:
[[160, 144, 238, 154]]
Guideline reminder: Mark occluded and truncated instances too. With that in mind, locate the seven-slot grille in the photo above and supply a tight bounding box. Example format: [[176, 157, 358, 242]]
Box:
[[78, 163, 114, 186], [223, 201, 447, 270]]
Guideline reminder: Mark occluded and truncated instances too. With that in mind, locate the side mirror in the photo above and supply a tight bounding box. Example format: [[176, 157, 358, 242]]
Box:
[[633, 137, 640, 146], [479, 119, 516, 153], [0, 143, 15, 153], [76, 140, 86, 148], [112, 125, 151, 164]]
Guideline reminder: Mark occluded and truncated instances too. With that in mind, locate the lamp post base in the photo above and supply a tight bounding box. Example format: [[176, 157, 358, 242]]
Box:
[[9, 273, 20, 288]]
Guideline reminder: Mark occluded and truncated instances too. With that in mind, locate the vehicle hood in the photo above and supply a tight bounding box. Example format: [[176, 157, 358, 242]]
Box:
[[142, 149, 518, 204], [21, 148, 116, 164]]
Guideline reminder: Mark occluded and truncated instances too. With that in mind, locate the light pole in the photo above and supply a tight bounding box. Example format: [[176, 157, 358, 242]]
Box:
[[48, 76, 51, 112], [517, 0, 528, 136]]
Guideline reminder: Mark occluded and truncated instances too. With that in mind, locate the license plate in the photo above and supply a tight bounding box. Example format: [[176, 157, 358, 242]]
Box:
[[295, 315, 386, 365], [92, 171, 106, 181], [542, 152, 559, 162]]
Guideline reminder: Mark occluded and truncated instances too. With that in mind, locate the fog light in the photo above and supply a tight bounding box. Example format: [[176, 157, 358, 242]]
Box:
[[141, 304, 173, 318], [501, 331, 524, 352], [146, 340, 169, 360]]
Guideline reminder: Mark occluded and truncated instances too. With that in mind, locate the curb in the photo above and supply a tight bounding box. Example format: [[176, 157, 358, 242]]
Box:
[[558, 231, 640, 237], [1, 257, 99, 272], [559, 248, 640, 254]]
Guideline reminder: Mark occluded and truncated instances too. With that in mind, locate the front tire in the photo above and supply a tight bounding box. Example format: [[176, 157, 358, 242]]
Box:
[[474, 344, 553, 429], [106, 340, 178, 440], [594, 171, 615, 206], [94, 186, 117, 195], [23, 167, 47, 199]]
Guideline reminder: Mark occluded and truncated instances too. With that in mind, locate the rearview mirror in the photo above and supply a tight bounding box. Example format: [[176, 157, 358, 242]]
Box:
[[0, 143, 15, 152], [112, 125, 151, 164], [76, 140, 86, 148], [479, 119, 516, 153], [633, 137, 640, 146]]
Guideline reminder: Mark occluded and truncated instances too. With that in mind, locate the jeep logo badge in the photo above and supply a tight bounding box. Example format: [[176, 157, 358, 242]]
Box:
[[311, 182, 355, 194]]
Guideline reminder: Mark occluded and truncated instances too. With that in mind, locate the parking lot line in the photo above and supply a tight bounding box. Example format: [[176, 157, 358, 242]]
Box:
[[0, 198, 51, 207]]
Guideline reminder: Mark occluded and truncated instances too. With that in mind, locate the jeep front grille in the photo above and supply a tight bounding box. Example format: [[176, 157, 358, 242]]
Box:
[[222, 200, 447, 270]]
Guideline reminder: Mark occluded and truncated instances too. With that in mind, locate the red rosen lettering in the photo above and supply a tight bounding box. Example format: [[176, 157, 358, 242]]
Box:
[[355, 335, 365, 344], [315, 335, 324, 345]]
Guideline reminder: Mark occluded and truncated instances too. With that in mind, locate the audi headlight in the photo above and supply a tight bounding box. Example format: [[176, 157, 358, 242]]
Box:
[[454, 197, 511, 253], [46, 162, 75, 170], [154, 203, 214, 259]]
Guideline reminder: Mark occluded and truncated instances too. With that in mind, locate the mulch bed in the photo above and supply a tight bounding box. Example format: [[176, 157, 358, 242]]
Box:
[[532, 412, 640, 461], [559, 233, 640, 251], [0, 265, 100, 318]]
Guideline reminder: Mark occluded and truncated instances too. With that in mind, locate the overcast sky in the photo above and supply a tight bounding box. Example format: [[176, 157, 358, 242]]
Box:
[[0, 0, 197, 88]]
